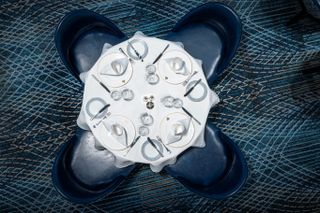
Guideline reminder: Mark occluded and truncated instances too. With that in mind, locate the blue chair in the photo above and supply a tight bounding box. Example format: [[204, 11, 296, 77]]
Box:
[[164, 3, 247, 199], [165, 122, 248, 199], [53, 9, 135, 203], [52, 129, 135, 203], [165, 2, 242, 85], [54, 9, 127, 82]]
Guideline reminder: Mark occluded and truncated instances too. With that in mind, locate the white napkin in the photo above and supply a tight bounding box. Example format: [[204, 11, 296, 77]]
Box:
[[166, 118, 191, 144]]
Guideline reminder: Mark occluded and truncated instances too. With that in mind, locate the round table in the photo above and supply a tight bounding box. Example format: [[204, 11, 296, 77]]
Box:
[[77, 32, 220, 172]]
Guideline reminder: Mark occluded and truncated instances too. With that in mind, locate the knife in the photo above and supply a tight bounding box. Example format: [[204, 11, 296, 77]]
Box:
[[147, 137, 164, 157]]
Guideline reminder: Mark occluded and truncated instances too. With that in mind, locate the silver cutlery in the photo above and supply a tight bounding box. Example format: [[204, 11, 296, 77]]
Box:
[[182, 71, 198, 86]]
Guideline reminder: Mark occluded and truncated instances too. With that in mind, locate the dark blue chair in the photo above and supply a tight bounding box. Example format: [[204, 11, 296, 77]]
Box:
[[165, 2, 242, 85], [54, 9, 127, 82], [165, 122, 248, 199], [164, 2, 247, 199], [53, 9, 135, 203], [52, 129, 135, 203]]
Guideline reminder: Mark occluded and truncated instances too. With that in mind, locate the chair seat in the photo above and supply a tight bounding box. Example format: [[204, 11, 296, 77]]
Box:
[[164, 2, 242, 85], [52, 129, 135, 203], [54, 9, 126, 81], [165, 122, 248, 199]]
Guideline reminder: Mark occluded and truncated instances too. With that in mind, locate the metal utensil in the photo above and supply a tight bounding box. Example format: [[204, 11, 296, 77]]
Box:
[[156, 136, 171, 153], [124, 136, 141, 156], [128, 41, 143, 62], [90, 104, 110, 120], [147, 137, 164, 157], [152, 44, 170, 64], [182, 71, 198, 86], [93, 112, 111, 128], [119, 47, 133, 63], [182, 106, 201, 125], [184, 78, 202, 97], [92, 75, 110, 93]]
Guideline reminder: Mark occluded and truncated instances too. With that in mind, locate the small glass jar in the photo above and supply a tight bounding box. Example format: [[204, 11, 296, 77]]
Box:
[[146, 64, 156, 74], [140, 113, 154, 126], [138, 126, 149, 136], [111, 90, 122, 101], [122, 89, 134, 101], [146, 74, 159, 85], [161, 96, 174, 108], [173, 98, 183, 108]]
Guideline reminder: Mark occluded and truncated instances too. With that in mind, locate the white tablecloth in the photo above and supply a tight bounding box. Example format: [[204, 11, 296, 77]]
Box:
[[77, 32, 219, 172]]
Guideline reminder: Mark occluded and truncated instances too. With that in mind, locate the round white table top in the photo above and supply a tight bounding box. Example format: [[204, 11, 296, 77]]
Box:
[[77, 32, 219, 172]]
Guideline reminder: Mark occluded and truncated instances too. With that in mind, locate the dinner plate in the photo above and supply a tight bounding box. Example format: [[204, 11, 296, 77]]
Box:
[[158, 50, 193, 84], [159, 112, 195, 148], [97, 52, 133, 87]]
